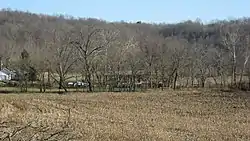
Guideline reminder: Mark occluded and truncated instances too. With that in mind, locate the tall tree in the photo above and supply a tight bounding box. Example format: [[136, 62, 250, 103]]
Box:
[[123, 36, 144, 92], [71, 25, 118, 92], [220, 23, 242, 86], [165, 37, 188, 89], [49, 30, 77, 92], [138, 33, 158, 88], [19, 49, 30, 92]]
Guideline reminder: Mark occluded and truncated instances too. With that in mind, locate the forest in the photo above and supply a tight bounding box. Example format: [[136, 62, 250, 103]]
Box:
[[1, 8, 250, 93]]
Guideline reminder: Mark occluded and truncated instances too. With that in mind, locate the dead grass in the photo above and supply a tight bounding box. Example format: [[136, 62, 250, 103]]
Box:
[[0, 89, 250, 140]]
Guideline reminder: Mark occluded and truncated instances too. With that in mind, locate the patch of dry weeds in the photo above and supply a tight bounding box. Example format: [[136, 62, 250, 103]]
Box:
[[0, 90, 249, 140]]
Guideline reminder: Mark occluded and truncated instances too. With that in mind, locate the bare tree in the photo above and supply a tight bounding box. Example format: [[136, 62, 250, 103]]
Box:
[[123, 36, 144, 92], [48, 30, 77, 92], [30, 48, 49, 93], [208, 46, 226, 87], [18, 49, 30, 92], [103, 38, 125, 92], [220, 23, 242, 86], [164, 37, 188, 89], [71, 25, 118, 92], [153, 36, 168, 90], [238, 34, 250, 88], [193, 43, 211, 88], [137, 32, 159, 89], [0, 33, 16, 69]]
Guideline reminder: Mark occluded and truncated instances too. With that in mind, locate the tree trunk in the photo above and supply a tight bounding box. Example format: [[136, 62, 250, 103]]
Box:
[[149, 67, 153, 89], [185, 77, 189, 88], [167, 75, 172, 88], [248, 74, 250, 89], [161, 68, 164, 91], [40, 73, 43, 93], [232, 53, 237, 86], [212, 76, 218, 87], [117, 65, 122, 92], [155, 68, 159, 89], [5, 58, 10, 69], [85, 57, 93, 92], [201, 77, 205, 88], [95, 73, 102, 92], [0, 56, 2, 70], [47, 69, 51, 88], [239, 68, 244, 88], [189, 65, 194, 87], [25, 78, 28, 92], [42, 73, 45, 92], [239, 55, 249, 88], [39, 73, 45, 93], [76, 75, 78, 92], [132, 75, 136, 92], [173, 70, 178, 90], [59, 76, 67, 92], [87, 74, 92, 92], [59, 77, 62, 90]]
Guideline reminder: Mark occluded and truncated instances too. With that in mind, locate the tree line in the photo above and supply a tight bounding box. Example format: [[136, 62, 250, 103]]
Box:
[[1, 9, 250, 92]]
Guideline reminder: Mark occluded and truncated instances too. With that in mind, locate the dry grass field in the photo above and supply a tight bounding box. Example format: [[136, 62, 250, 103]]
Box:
[[0, 89, 250, 141]]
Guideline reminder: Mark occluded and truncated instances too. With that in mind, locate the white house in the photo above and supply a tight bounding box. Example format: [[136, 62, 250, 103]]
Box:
[[0, 68, 15, 81], [0, 71, 8, 80]]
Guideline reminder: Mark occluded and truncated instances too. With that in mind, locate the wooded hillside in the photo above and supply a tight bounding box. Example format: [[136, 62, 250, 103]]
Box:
[[1, 9, 250, 92]]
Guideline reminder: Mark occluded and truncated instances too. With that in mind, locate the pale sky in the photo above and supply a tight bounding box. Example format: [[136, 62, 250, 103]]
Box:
[[1, 0, 250, 24]]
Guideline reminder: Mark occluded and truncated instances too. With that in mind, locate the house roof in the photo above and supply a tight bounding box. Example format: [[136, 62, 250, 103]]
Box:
[[0, 71, 8, 76], [0, 68, 15, 75]]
